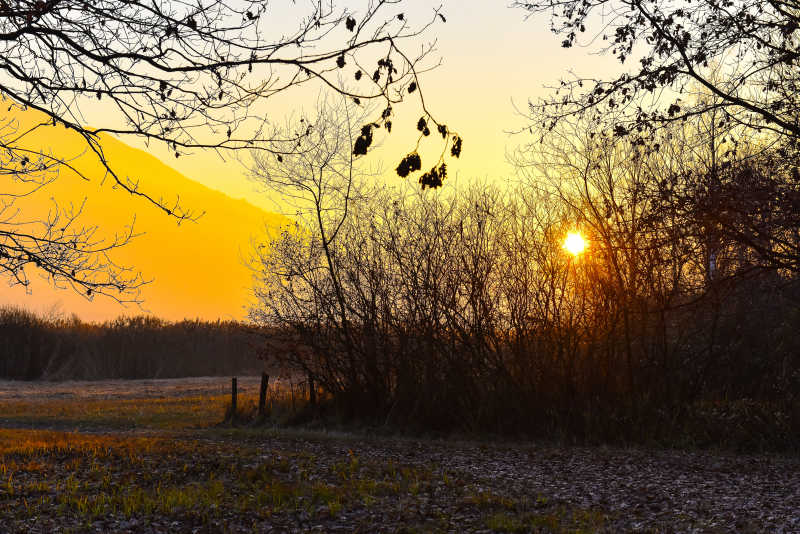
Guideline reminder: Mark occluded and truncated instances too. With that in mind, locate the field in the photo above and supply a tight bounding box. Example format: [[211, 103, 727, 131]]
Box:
[[0, 378, 798, 533]]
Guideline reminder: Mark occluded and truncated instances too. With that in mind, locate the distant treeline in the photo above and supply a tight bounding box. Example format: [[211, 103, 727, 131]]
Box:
[[0, 307, 267, 380]]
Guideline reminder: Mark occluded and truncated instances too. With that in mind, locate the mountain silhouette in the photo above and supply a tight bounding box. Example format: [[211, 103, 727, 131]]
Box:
[[0, 104, 289, 321]]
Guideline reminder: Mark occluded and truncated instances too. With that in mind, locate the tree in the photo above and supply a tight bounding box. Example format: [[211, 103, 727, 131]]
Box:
[[0, 0, 453, 301], [655, 118, 800, 274], [514, 0, 800, 275], [1, 109, 143, 299], [514, 0, 800, 146], [248, 94, 370, 367]]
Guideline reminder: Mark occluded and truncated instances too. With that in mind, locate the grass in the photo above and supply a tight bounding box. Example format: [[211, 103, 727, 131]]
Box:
[[0, 426, 469, 532], [0, 377, 307, 431], [0, 395, 229, 430], [0, 385, 615, 533]]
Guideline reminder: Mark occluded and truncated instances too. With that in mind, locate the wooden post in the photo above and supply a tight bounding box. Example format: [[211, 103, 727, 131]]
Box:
[[258, 372, 269, 418], [230, 377, 237, 422], [307, 372, 316, 407]]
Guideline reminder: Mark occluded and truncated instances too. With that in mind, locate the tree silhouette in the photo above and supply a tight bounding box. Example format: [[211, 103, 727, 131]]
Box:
[[516, 0, 800, 275], [515, 0, 800, 146], [0, 0, 451, 301]]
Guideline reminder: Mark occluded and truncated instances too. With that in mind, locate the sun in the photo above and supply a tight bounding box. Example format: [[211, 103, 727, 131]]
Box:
[[563, 232, 588, 256]]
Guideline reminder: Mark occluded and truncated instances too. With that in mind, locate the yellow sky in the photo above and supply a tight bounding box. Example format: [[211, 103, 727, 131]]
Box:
[[2, 1, 623, 322], [130, 1, 620, 206]]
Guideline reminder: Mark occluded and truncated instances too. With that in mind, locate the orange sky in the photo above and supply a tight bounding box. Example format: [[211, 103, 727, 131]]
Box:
[[0, 105, 288, 322], [2, 1, 623, 322]]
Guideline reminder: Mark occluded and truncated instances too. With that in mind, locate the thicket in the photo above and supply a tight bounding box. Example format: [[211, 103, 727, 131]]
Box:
[[250, 112, 800, 450], [0, 309, 264, 380]]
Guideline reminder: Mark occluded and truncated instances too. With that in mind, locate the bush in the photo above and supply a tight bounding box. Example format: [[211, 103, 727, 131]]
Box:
[[250, 182, 800, 450]]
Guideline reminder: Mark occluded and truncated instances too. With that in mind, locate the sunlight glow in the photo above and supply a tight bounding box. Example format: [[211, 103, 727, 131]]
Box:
[[563, 232, 587, 256]]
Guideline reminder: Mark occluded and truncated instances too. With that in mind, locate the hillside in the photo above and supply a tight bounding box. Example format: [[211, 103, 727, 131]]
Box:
[[0, 104, 290, 321]]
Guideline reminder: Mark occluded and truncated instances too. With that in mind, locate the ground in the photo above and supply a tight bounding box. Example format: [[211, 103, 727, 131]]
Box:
[[0, 378, 797, 533]]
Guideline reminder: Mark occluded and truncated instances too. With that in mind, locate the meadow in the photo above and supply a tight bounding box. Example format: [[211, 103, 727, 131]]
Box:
[[0, 377, 798, 533]]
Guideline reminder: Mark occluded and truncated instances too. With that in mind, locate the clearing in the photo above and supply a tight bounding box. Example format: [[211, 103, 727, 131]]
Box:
[[0, 377, 797, 533]]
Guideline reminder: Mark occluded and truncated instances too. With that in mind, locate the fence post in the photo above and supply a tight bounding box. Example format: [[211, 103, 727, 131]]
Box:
[[258, 372, 269, 418], [308, 372, 316, 407], [230, 376, 238, 422]]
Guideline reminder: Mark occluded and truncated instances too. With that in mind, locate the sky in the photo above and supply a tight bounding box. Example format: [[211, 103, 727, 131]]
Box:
[[0, 107, 290, 322], [132, 0, 619, 207], [2, 0, 624, 322]]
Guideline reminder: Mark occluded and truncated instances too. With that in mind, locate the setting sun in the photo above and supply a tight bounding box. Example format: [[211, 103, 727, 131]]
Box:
[[563, 232, 588, 256]]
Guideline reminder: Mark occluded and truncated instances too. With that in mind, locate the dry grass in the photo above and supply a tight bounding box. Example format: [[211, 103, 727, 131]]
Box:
[[1, 378, 796, 533], [0, 376, 309, 431], [0, 425, 614, 533], [0, 395, 228, 430], [0, 378, 612, 533]]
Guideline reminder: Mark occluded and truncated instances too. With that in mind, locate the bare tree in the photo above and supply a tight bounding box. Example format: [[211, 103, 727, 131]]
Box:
[[248, 94, 371, 385], [0, 0, 454, 300], [514, 0, 800, 147], [1, 110, 143, 298], [249, 94, 372, 291]]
